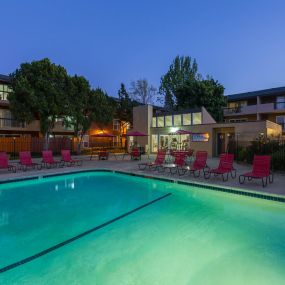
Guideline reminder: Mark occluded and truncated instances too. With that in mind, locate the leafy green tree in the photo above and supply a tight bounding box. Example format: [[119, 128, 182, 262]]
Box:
[[159, 56, 199, 110], [175, 77, 226, 121], [66, 77, 115, 153], [130, 79, 157, 104], [8, 58, 69, 148], [117, 83, 132, 123], [116, 83, 139, 126]]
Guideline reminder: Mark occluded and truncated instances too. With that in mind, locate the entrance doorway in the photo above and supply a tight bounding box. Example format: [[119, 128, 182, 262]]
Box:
[[217, 133, 225, 155]]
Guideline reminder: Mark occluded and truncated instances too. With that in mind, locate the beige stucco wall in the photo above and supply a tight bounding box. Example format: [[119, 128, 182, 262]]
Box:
[[130, 105, 152, 149]]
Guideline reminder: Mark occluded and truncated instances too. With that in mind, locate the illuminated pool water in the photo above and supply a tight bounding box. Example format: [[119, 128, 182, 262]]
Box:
[[0, 171, 285, 284]]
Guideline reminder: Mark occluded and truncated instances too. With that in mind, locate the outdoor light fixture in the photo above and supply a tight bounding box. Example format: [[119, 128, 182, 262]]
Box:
[[170, 127, 179, 133]]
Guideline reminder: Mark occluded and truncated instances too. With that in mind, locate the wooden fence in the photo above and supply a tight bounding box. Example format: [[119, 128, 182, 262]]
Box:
[[0, 137, 75, 154]]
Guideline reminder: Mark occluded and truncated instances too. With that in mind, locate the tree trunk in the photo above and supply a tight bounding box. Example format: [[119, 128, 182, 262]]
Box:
[[44, 132, 49, 150], [77, 133, 84, 155]]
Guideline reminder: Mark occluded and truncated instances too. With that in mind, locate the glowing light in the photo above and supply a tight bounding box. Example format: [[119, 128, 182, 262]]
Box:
[[170, 127, 179, 133]]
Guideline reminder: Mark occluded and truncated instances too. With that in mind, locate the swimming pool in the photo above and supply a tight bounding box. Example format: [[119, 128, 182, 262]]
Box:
[[0, 171, 285, 284]]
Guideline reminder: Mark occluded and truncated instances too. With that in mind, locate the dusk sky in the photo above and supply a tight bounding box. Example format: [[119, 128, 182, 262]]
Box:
[[1, 0, 285, 98]]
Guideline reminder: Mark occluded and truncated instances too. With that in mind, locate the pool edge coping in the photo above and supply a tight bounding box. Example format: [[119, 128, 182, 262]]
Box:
[[0, 168, 285, 203]]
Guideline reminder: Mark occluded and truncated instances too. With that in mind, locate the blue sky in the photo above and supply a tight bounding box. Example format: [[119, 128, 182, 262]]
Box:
[[1, 0, 285, 97]]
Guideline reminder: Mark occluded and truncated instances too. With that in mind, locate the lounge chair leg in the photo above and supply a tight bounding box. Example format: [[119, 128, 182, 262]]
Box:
[[231, 169, 236, 179], [239, 175, 245, 184], [222, 173, 229, 182], [262, 177, 267, 187], [269, 173, 274, 183], [204, 171, 210, 179]]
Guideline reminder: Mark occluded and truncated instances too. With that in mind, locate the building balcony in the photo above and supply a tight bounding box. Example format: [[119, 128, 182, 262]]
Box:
[[0, 118, 74, 134], [0, 118, 26, 129], [223, 102, 285, 116]]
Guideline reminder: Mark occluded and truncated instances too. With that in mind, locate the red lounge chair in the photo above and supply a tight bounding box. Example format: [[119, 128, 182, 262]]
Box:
[[61, 150, 82, 166], [42, 150, 63, 168], [0, 152, 16, 173], [19, 151, 41, 171], [239, 155, 273, 187], [138, 150, 166, 170], [163, 152, 187, 174], [178, 151, 208, 177], [204, 153, 236, 181], [130, 148, 141, 160], [98, 150, 109, 160]]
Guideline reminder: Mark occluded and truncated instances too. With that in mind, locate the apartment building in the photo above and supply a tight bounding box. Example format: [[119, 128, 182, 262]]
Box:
[[0, 74, 74, 137], [224, 87, 285, 134]]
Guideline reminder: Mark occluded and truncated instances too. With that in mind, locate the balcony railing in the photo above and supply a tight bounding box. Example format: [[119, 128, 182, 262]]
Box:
[[223, 106, 242, 115], [274, 102, 285, 110], [0, 118, 26, 128]]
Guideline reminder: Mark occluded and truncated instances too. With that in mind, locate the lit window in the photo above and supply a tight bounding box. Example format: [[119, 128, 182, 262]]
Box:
[[113, 119, 120, 131], [192, 112, 202, 125], [165, 115, 172, 127], [183, 113, 191, 125], [173, 114, 181, 126], [0, 83, 12, 101], [157, 117, 164, 127], [152, 117, 157, 127]]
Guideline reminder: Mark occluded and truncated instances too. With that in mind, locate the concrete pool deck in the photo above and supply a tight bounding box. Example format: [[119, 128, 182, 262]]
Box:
[[0, 154, 285, 198]]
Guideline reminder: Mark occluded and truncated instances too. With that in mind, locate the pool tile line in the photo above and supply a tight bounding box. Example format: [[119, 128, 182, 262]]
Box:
[[0, 192, 171, 274], [1, 168, 285, 203], [114, 170, 285, 203]]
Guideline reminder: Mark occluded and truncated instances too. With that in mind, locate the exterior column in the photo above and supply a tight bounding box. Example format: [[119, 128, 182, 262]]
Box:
[[256, 96, 261, 120]]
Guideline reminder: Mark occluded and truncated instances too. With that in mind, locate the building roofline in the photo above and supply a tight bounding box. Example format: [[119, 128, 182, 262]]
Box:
[[0, 74, 11, 83], [154, 107, 202, 116], [226, 86, 285, 101]]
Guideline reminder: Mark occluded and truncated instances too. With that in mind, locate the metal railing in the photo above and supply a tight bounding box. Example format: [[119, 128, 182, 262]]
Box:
[[274, 101, 285, 110], [223, 106, 242, 115], [0, 118, 26, 128]]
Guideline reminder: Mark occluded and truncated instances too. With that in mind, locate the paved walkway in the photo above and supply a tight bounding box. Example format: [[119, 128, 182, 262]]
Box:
[[1, 154, 285, 197]]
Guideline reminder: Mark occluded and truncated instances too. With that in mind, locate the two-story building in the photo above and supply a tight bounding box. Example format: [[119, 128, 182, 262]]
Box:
[[0, 74, 129, 148], [0, 74, 74, 137], [224, 86, 285, 134]]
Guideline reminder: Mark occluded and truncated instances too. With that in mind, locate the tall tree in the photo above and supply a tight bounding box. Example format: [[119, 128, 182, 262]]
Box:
[[66, 77, 115, 153], [159, 56, 199, 110], [117, 83, 132, 123], [130, 79, 157, 104], [8, 58, 69, 147], [175, 77, 226, 121]]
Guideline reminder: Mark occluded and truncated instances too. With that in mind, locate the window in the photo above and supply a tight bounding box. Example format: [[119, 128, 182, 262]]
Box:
[[192, 112, 202, 125], [0, 84, 12, 101], [159, 135, 169, 150], [113, 119, 120, 131], [276, 96, 285, 110], [182, 113, 191, 125], [151, 134, 158, 152], [165, 115, 172, 127], [276, 116, 285, 131], [152, 117, 157, 127], [157, 116, 164, 127], [173, 114, 181, 126]]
